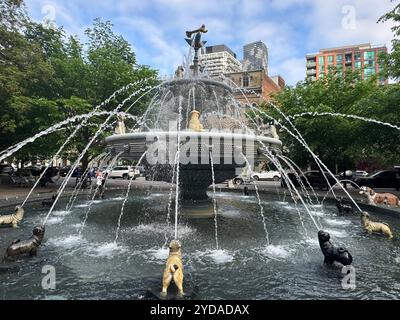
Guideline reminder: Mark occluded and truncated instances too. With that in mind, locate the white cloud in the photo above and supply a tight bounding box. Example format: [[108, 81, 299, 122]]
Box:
[[23, 0, 398, 85]]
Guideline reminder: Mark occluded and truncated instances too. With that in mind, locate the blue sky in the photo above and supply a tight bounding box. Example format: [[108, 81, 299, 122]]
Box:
[[24, 0, 396, 86]]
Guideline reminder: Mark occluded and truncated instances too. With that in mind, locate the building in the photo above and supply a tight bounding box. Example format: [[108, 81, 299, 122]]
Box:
[[225, 70, 285, 105], [200, 45, 242, 77], [242, 41, 268, 73], [306, 43, 388, 84]]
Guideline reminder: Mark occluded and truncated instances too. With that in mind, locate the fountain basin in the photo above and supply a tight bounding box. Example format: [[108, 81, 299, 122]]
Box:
[[106, 131, 282, 200], [2, 189, 399, 300]]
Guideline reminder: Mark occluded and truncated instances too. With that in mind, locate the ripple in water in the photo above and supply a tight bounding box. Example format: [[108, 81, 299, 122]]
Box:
[[261, 245, 293, 260], [325, 229, 349, 238], [218, 209, 242, 218], [52, 210, 71, 217], [304, 238, 319, 247], [87, 242, 128, 258], [324, 218, 352, 227], [75, 204, 89, 208], [128, 223, 195, 238], [45, 216, 64, 225], [48, 235, 86, 249], [145, 247, 169, 261], [206, 249, 234, 264]]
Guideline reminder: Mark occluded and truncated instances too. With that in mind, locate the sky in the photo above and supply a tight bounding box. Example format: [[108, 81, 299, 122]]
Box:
[[24, 0, 397, 86]]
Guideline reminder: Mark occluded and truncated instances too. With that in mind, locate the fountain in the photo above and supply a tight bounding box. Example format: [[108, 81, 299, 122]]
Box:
[[105, 26, 282, 214], [1, 26, 400, 300]]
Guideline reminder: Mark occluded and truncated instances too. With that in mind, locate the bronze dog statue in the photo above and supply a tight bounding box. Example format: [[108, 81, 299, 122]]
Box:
[[318, 230, 353, 266], [4, 225, 45, 260], [336, 198, 354, 214], [0, 206, 24, 228]]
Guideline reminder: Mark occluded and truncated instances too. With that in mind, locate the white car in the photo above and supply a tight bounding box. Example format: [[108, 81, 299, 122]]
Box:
[[104, 166, 140, 180], [251, 171, 281, 181]]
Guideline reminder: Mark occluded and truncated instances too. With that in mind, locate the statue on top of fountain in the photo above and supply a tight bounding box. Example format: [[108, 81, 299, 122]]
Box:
[[185, 24, 208, 77]]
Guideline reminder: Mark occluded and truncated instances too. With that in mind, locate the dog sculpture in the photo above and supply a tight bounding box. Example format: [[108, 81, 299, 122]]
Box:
[[42, 194, 56, 207], [336, 198, 354, 214], [361, 211, 393, 239], [243, 186, 249, 196], [4, 225, 45, 260], [188, 110, 204, 132], [0, 206, 24, 228], [359, 186, 400, 207], [161, 240, 184, 297], [318, 230, 353, 266]]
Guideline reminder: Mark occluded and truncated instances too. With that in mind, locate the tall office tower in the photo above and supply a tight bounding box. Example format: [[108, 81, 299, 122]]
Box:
[[242, 41, 268, 73]]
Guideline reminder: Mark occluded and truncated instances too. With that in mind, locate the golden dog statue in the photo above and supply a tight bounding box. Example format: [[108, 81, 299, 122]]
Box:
[[188, 110, 204, 132], [359, 186, 400, 207], [361, 212, 393, 239], [161, 239, 184, 297], [0, 206, 24, 228]]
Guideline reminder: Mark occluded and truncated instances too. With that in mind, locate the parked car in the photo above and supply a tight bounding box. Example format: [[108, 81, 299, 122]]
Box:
[[338, 170, 368, 180], [59, 166, 82, 177], [354, 170, 368, 178], [105, 166, 140, 180], [353, 170, 400, 190], [282, 170, 338, 190], [251, 170, 281, 181]]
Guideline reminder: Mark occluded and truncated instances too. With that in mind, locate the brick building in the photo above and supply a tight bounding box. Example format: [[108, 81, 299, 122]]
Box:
[[306, 43, 388, 84], [225, 70, 285, 105]]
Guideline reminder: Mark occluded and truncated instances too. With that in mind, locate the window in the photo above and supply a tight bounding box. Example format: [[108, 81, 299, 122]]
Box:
[[242, 75, 250, 87], [354, 52, 361, 61], [345, 53, 352, 63], [364, 68, 375, 78], [364, 51, 375, 60], [318, 56, 325, 65], [355, 61, 361, 69], [319, 65, 325, 73], [336, 54, 343, 64], [327, 55, 334, 64], [364, 60, 375, 68]]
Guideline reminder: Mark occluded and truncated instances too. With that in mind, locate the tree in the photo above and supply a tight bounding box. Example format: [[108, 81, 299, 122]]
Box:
[[0, 0, 158, 169], [378, 0, 400, 81], [270, 70, 400, 172]]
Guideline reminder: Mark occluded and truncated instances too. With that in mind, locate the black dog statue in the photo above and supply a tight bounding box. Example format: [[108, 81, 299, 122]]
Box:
[[3, 225, 45, 260], [318, 230, 353, 266], [243, 186, 249, 196], [42, 194, 56, 207], [335, 198, 354, 214]]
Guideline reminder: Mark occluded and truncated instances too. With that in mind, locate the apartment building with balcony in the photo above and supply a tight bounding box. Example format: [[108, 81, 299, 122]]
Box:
[[306, 43, 388, 84]]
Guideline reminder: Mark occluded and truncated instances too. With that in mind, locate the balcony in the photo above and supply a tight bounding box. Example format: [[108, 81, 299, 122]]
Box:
[[306, 69, 317, 75], [306, 62, 316, 67]]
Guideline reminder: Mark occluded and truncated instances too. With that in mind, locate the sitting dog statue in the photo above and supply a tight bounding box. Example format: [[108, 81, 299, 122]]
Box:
[[243, 186, 249, 196], [0, 206, 24, 228], [359, 186, 400, 207], [42, 194, 56, 207], [4, 225, 45, 260], [161, 240, 184, 297], [361, 211, 393, 239], [318, 230, 353, 266], [336, 198, 354, 214]]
